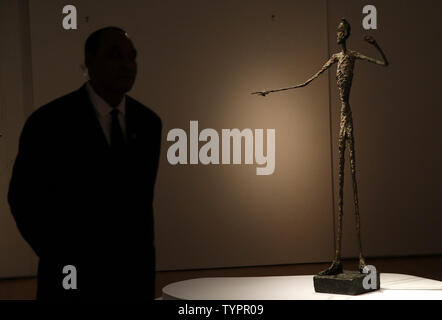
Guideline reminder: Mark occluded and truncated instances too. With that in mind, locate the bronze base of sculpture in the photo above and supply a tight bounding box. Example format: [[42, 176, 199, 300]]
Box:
[[313, 270, 380, 295]]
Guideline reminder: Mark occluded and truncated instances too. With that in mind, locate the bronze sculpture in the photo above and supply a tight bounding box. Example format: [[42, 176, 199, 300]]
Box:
[[253, 19, 388, 275]]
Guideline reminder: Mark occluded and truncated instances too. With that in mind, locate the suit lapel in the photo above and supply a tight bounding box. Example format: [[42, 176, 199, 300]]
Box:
[[75, 84, 146, 156], [76, 84, 110, 152], [125, 101, 138, 147]]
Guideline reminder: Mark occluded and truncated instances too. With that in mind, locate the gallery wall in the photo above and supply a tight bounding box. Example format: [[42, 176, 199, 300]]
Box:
[[0, 0, 38, 277], [0, 0, 440, 277]]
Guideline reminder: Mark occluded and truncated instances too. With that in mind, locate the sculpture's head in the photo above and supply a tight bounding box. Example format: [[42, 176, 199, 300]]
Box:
[[337, 18, 351, 44]]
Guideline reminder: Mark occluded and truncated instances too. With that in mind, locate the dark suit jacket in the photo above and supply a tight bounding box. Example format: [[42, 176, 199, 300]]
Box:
[[8, 84, 162, 299]]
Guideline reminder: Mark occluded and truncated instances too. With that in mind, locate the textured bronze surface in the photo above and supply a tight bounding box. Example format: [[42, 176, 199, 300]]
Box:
[[252, 19, 388, 276]]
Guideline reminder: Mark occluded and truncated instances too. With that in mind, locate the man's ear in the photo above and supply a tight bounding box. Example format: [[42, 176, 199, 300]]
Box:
[[85, 55, 91, 70], [84, 55, 95, 78], [80, 64, 88, 78]]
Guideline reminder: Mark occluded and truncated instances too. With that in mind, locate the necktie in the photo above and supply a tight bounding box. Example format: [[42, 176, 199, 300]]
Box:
[[110, 109, 125, 151]]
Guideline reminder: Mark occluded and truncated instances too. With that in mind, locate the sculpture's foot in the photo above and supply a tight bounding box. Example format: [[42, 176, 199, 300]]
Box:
[[318, 260, 343, 276], [359, 257, 367, 273]]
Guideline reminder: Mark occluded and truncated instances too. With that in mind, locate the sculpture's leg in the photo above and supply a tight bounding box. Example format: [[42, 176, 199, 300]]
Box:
[[347, 124, 367, 273], [318, 124, 346, 276], [336, 127, 346, 265]]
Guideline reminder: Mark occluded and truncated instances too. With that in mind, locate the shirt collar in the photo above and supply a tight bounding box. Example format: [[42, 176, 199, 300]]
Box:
[[86, 82, 126, 117]]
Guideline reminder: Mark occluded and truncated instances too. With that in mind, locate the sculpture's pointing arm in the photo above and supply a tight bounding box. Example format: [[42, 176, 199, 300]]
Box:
[[252, 55, 337, 96], [297, 54, 338, 88], [355, 36, 389, 66]]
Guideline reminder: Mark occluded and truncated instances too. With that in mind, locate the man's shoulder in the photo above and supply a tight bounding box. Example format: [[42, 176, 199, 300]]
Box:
[[27, 87, 84, 124], [126, 95, 162, 126]]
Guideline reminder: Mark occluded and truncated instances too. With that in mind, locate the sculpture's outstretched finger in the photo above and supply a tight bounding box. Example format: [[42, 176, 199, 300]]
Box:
[[251, 91, 268, 97]]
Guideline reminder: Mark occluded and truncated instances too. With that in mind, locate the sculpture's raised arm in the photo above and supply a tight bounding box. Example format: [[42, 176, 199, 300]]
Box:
[[252, 54, 338, 97], [354, 36, 389, 66]]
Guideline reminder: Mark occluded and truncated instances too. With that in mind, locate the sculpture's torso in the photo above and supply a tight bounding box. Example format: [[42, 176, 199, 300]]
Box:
[[335, 51, 357, 124]]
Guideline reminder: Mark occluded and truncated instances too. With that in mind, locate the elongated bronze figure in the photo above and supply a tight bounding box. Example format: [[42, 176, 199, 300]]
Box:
[[253, 19, 388, 275]]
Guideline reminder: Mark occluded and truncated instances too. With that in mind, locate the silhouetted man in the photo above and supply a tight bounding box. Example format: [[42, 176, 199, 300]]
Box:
[[8, 27, 162, 299]]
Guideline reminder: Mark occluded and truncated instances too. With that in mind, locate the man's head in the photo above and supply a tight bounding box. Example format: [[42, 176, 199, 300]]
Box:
[[337, 19, 351, 45], [85, 27, 137, 95]]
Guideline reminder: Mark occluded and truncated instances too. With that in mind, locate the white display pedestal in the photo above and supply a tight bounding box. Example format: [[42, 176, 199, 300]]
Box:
[[162, 273, 442, 300]]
